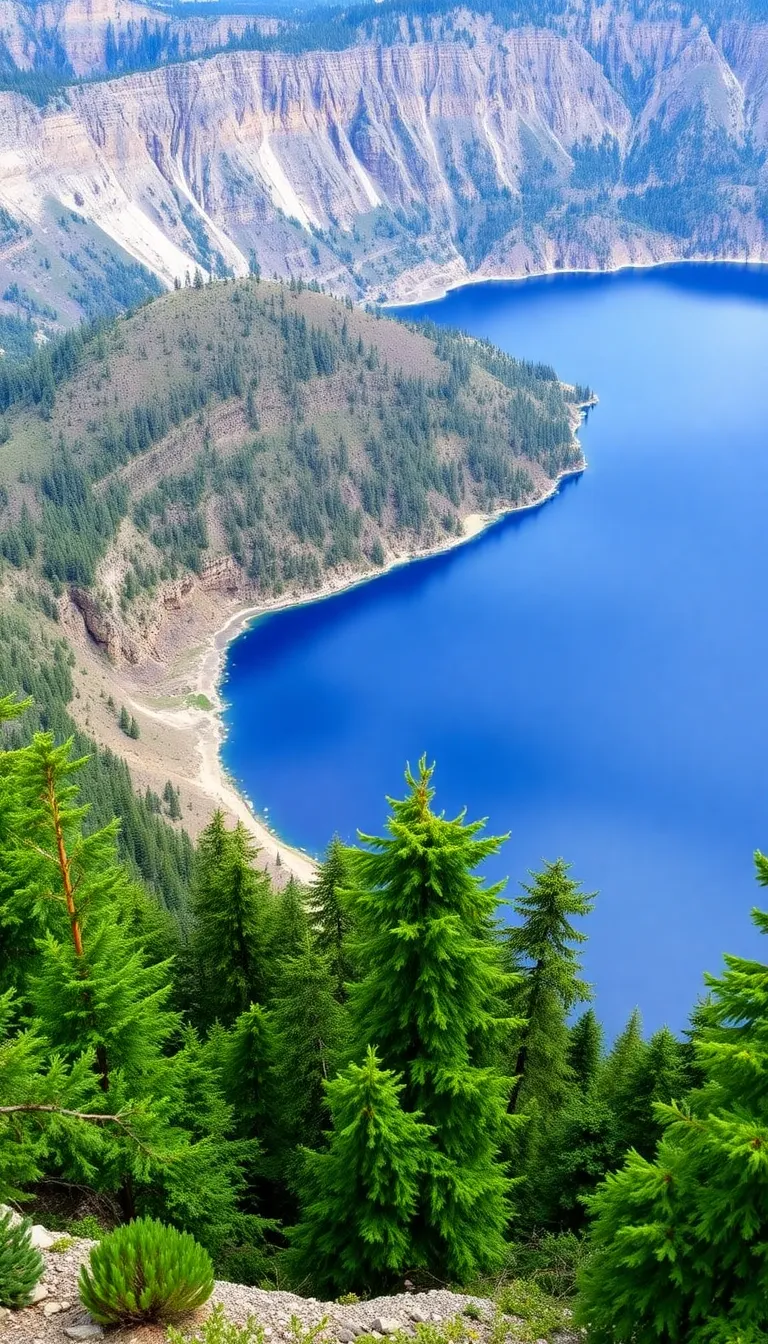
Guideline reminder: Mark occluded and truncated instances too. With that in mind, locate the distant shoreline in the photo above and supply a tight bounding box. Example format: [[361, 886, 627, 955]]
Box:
[[385, 254, 768, 310], [198, 412, 593, 878]]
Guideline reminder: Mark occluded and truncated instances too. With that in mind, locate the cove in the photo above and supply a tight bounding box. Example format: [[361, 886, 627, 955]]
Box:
[[222, 263, 768, 1036]]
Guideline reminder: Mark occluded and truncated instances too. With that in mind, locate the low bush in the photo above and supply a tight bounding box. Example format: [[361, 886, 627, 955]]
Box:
[[0, 1209, 45, 1308], [79, 1216, 214, 1325], [168, 1303, 265, 1344]]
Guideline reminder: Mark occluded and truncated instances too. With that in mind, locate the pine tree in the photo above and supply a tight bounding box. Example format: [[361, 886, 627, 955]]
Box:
[[346, 758, 515, 1281], [290, 1048, 433, 1295], [268, 876, 309, 968], [505, 859, 596, 1115], [599, 1007, 647, 1153], [192, 819, 272, 1026], [5, 732, 247, 1249], [308, 836, 354, 998], [271, 941, 348, 1173], [613, 1026, 691, 1159], [577, 873, 768, 1343], [568, 1008, 603, 1092], [221, 1003, 277, 1140]]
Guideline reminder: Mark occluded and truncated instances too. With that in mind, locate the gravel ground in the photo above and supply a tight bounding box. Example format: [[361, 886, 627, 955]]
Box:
[[0, 1230, 579, 1344]]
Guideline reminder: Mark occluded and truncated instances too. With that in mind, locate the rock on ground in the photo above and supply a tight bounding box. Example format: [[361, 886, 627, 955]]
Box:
[[0, 1221, 579, 1344]]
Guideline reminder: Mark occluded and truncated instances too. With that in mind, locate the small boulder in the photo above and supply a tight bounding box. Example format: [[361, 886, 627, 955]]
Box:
[[371, 1321, 401, 1336], [43, 1301, 63, 1317], [30, 1225, 57, 1251], [29, 1283, 50, 1305], [407, 1311, 426, 1325], [64, 1326, 104, 1341], [336, 1332, 356, 1343]]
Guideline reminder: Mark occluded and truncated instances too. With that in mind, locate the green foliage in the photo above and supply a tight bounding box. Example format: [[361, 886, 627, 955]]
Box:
[[271, 941, 349, 1166], [0, 1210, 44, 1307], [79, 1217, 214, 1325], [192, 815, 273, 1026], [290, 1047, 434, 1294], [168, 1303, 266, 1344], [68, 1215, 104, 1240], [496, 1280, 570, 1342], [308, 836, 354, 998], [506, 859, 596, 1115], [577, 867, 768, 1342], [346, 758, 515, 1281]]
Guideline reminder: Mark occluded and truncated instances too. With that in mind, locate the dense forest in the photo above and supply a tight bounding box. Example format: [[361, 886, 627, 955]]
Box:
[[1, 0, 766, 92], [0, 278, 586, 636], [1, 686, 767, 1339]]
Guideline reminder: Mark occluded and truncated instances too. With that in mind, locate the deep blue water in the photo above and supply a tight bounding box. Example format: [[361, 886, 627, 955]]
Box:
[[222, 263, 768, 1036]]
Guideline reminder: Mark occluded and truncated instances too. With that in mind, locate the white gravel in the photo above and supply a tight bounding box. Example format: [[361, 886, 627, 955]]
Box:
[[0, 1231, 579, 1344]]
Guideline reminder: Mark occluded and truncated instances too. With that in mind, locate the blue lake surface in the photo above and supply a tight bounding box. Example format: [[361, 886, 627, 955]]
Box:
[[222, 263, 768, 1036]]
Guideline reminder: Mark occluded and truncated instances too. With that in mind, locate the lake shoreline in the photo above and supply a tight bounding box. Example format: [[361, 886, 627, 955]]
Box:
[[386, 255, 768, 309], [196, 443, 592, 878]]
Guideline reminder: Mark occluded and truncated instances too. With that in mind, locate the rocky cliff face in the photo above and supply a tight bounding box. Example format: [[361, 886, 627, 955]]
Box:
[[0, 3, 767, 315]]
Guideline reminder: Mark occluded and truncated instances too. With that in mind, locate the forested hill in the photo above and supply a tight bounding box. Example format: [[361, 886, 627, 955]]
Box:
[[0, 277, 587, 665]]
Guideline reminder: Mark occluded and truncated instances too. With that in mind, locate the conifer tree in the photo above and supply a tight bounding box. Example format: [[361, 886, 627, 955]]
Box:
[[505, 859, 596, 1115], [192, 819, 272, 1025], [221, 1003, 277, 1140], [268, 877, 309, 967], [308, 836, 354, 998], [577, 871, 768, 1343], [5, 731, 249, 1248], [290, 1048, 433, 1295], [615, 1025, 691, 1159], [271, 941, 348, 1171], [568, 1008, 603, 1092], [346, 759, 514, 1281], [599, 1007, 647, 1152]]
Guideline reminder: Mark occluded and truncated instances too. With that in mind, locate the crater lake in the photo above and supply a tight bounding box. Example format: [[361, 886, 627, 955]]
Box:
[[222, 263, 768, 1035]]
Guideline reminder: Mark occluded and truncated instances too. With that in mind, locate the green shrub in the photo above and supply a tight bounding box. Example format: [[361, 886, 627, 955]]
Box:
[[168, 1304, 265, 1344], [495, 1281, 570, 1342], [0, 1209, 45, 1308], [49, 1237, 75, 1253], [79, 1217, 214, 1325], [68, 1215, 104, 1241]]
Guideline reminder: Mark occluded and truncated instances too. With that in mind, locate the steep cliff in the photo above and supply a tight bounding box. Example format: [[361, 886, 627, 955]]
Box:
[[0, 2, 767, 319]]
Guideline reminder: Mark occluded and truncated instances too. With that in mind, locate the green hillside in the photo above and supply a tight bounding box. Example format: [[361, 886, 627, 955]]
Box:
[[0, 278, 586, 622]]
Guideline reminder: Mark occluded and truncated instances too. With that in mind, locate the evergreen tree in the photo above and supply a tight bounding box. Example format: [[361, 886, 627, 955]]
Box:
[[192, 819, 272, 1026], [268, 876, 309, 968], [577, 871, 768, 1343], [290, 1048, 433, 1295], [505, 859, 596, 1115], [346, 759, 515, 1281], [221, 1003, 277, 1141], [599, 1007, 648, 1153], [271, 941, 348, 1173], [568, 1008, 603, 1092], [308, 836, 354, 998], [616, 1025, 691, 1159]]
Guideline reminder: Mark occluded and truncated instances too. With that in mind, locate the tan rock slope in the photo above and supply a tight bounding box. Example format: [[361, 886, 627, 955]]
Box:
[[0, 2, 767, 319]]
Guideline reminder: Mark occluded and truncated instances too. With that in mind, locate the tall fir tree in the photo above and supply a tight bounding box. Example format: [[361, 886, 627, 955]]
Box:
[[4, 731, 250, 1252], [568, 1008, 604, 1092], [268, 877, 309, 968], [308, 836, 354, 998], [578, 867, 768, 1343], [505, 859, 596, 1115], [271, 940, 349, 1182], [192, 818, 273, 1025], [346, 759, 515, 1281], [599, 1006, 648, 1153], [290, 1048, 433, 1295]]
